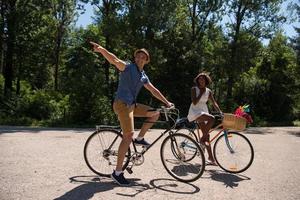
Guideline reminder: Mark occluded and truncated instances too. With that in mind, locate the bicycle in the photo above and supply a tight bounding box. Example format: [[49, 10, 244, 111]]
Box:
[[175, 113, 254, 173], [83, 106, 206, 183]]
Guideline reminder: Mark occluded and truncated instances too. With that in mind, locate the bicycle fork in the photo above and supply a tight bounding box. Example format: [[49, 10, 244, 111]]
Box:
[[224, 130, 234, 153]]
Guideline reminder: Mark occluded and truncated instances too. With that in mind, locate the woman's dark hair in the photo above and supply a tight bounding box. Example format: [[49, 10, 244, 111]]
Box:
[[193, 72, 212, 86]]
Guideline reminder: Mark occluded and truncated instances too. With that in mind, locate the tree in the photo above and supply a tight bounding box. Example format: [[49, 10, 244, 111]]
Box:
[[1, 0, 16, 96], [51, 0, 77, 91], [61, 26, 117, 124], [256, 33, 297, 123], [290, 2, 300, 120], [224, 0, 285, 110], [185, 0, 224, 42]]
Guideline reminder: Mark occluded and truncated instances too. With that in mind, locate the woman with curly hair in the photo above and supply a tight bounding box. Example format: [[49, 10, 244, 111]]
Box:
[[187, 72, 222, 165]]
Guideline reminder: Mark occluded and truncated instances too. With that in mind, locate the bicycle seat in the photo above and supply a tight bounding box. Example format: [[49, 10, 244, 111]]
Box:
[[175, 118, 196, 129]]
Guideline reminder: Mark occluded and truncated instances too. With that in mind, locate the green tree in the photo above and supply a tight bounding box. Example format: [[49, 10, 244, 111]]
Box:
[[51, 0, 77, 91], [61, 26, 117, 124], [224, 0, 285, 110], [256, 33, 297, 123], [1, 0, 16, 96], [290, 2, 300, 121]]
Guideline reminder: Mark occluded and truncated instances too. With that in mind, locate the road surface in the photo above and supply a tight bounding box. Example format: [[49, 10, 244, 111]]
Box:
[[0, 126, 299, 200]]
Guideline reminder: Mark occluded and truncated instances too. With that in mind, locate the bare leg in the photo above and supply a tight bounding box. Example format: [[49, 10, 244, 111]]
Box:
[[137, 111, 160, 138], [115, 132, 133, 171], [197, 114, 215, 162], [196, 114, 214, 143]]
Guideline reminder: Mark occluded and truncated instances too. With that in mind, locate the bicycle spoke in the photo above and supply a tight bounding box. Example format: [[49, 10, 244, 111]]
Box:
[[84, 129, 131, 177], [214, 132, 254, 173], [161, 133, 205, 182]]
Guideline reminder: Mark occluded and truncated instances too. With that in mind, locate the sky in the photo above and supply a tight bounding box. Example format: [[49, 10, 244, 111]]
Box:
[[75, 1, 299, 39]]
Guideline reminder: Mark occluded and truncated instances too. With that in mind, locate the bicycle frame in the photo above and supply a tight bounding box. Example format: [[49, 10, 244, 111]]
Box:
[[119, 119, 176, 156], [110, 108, 182, 173], [174, 115, 254, 173], [194, 122, 223, 144], [99, 107, 179, 160], [187, 121, 235, 153], [84, 107, 207, 181]]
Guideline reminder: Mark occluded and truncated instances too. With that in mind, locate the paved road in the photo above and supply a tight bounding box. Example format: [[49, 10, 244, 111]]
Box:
[[0, 126, 299, 200]]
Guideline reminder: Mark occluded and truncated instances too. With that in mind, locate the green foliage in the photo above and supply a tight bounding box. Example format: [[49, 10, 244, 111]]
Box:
[[290, 3, 300, 121], [252, 33, 297, 124], [1, 0, 299, 127], [0, 79, 70, 126], [0, 75, 3, 93], [22, 91, 53, 120], [90, 96, 118, 125], [60, 26, 118, 125]]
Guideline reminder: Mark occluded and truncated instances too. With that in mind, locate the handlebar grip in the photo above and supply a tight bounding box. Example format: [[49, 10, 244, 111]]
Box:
[[161, 105, 175, 110]]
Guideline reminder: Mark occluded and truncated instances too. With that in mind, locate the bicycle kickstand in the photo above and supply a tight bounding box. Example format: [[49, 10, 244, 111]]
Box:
[[126, 167, 133, 174]]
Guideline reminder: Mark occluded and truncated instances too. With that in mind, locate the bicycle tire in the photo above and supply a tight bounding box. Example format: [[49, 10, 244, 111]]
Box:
[[83, 129, 131, 177], [213, 131, 254, 173], [160, 133, 205, 182], [172, 130, 198, 161], [175, 128, 198, 142]]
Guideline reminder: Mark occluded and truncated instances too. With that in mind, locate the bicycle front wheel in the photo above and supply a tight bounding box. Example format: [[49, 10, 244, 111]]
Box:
[[83, 129, 131, 177], [213, 131, 254, 173], [160, 133, 205, 182]]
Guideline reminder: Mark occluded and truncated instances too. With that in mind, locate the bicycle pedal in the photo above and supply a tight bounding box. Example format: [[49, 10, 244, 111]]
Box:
[[126, 168, 133, 174]]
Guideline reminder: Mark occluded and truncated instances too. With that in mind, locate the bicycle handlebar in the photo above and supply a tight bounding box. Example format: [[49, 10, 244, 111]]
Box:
[[161, 105, 176, 111], [149, 105, 179, 125]]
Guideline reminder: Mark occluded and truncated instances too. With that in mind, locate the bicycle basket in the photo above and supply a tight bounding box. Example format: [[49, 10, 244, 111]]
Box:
[[222, 113, 246, 131]]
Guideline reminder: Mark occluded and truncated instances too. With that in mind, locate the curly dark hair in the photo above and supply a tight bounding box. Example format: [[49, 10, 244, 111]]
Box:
[[193, 72, 212, 86]]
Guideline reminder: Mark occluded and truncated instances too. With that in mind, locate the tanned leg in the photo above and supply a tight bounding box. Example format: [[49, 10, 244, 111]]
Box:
[[197, 114, 216, 162], [115, 132, 133, 171], [196, 114, 214, 142], [137, 111, 160, 138]]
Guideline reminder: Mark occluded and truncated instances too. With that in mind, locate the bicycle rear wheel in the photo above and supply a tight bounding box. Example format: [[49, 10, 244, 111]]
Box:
[[213, 131, 254, 173], [160, 133, 205, 182], [172, 129, 198, 161], [175, 128, 198, 142], [83, 129, 131, 177]]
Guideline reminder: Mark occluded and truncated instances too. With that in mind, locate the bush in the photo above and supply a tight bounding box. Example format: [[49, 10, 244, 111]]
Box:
[[0, 81, 71, 126], [21, 90, 55, 120], [90, 96, 118, 126]]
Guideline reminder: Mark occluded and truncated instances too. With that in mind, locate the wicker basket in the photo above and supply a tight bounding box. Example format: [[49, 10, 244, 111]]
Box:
[[222, 113, 246, 131]]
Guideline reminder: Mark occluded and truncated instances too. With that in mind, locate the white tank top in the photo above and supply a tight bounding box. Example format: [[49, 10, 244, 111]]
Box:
[[187, 87, 211, 122]]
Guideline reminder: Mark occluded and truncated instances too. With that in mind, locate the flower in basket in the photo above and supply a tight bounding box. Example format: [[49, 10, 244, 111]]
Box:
[[234, 104, 253, 124]]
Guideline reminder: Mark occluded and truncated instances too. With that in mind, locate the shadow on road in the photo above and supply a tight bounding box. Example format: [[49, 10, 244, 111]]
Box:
[[288, 131, 300, 137], [205, 170, 251, 188], [54, 175, 141, 200], [245, 127, 300, 136], [0, 126, 93, 134], [54, 176, 200, 199], [244, 128, 269, 134], [149, 178, 200, 194]]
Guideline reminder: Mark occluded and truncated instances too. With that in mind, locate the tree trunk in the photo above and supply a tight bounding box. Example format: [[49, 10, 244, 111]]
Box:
[[226, 1, 245, 110], [103, 0, 114, 103], [104, 35, 111, 101], [54, 25, 63, 91], [3, 0, 16, 96], [0, 0, 5, 74]]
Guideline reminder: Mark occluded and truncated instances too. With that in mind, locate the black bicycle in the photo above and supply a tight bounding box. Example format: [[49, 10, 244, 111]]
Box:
[[84, 106, 205, 182]]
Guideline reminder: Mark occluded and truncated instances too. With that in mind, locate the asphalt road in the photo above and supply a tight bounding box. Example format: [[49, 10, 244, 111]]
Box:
[[0, 126, 299, 200]]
